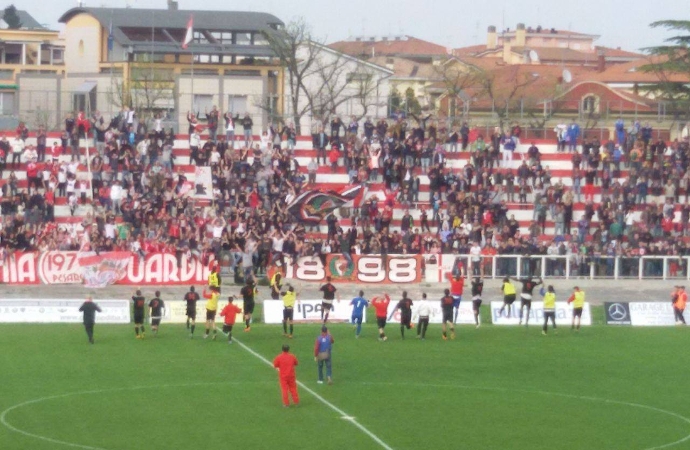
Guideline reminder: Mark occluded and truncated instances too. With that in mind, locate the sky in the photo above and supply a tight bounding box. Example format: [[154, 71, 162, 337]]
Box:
[[28, 0, 689, 53]]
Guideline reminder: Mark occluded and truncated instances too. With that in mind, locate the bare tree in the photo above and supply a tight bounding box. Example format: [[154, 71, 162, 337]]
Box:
[[107, 64, 174, 121], [264, 18, 323, 134], [433, 57, 484, 123], [477, 65, 542, 131], [350, 67, 388, 121]]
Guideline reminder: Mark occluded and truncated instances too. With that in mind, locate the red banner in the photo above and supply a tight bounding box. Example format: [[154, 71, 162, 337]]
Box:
[[285, 255, 422, 284], [0, 252, 211, 287]]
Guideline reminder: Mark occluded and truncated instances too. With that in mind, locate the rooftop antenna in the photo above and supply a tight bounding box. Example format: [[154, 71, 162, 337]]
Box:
[[472, 21, 479, 44]]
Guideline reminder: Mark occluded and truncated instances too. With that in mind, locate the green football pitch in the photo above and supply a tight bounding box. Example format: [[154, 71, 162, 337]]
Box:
[[1, 306, 689, 450]]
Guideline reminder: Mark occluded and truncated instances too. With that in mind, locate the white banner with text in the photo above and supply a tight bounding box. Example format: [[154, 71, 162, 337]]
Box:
[[490, 301, 592, 326], [263, 300, 363, 324], [0, 299, 130, 323]]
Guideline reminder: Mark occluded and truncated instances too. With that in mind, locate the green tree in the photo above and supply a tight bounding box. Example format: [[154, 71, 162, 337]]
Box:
[[388, 87, 402, 117], [640, 20, 690, 131], [3, 5, 22, 29], [403, 87, 422, 116]]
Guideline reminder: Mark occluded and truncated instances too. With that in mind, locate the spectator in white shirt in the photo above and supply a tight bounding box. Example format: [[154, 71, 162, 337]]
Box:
[[190, 130, 201, 165], [110, 180, 123, 215], [11, 138, 24, 169], [23, 145, 37, 162], [104, 220, 116, 239], [469, 242, 482, 276], [68, 193, 78, 216], [308, 158, 318, 185]]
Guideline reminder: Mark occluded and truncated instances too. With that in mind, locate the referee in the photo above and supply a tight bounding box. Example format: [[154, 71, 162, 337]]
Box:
[[281, 285, 299, 338]]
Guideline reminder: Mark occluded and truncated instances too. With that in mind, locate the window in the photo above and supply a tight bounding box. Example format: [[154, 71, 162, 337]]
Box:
[[346, 72, 373, 83], [235, 33, 251, 45], [3, 43, 22, 64], [193, 94, 214, 114], [227, 95, 248, 114], [193, 31, 208, 44], [253, 33, 269, 46], [581, 94, 599, 114], [73, 91, 96, 114], [0, 92, 15, 115]]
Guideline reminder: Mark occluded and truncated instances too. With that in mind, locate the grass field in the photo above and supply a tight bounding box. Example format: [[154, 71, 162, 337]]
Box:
[[1, 305, 690, 450]]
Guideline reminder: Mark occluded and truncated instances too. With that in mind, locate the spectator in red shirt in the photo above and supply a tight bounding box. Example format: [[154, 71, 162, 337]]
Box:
[[272, 344, 300, 407]]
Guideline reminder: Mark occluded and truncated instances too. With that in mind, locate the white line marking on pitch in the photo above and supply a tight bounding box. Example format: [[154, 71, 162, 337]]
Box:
[[359, 381, 690, 450], [0, 382, 259, 450], [232, 337, 394, 450]]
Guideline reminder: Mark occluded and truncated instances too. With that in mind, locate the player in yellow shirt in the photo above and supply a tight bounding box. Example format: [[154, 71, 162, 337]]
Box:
[[281, 284, 300, 338], [498, 277, 517, 317], [208, 262, 220, 292], [541, 285, 557, 335], [567, 286, 585, 331], [202, 286, 220, 340]]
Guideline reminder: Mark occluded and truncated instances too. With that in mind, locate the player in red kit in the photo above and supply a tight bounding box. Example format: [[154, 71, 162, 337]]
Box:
[[219, 296, 242, 344], [447, 273, 465, 324], [371, 293, 391, 341], [273, 344, 300, 407]]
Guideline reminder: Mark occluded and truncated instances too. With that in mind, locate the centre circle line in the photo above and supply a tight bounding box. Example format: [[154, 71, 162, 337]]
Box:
[[358, 381, 690, 450], [0, 381, 265, 450]]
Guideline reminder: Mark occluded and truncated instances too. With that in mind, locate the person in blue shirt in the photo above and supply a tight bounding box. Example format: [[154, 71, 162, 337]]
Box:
[[350, 291, 369, 338], [615, 118, 626, 146], [567, 119, 580, 152], [314, 326, 335, 385]]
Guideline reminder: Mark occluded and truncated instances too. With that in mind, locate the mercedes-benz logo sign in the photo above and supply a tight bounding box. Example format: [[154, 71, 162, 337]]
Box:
[[608, 303, 627, 321]]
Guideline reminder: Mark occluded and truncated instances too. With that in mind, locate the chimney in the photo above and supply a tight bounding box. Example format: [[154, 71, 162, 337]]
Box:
[[167, 0, 179, 10], [516, 23, 526, 47], [597, 50, 606, 72], [487, 25, 497, 50]]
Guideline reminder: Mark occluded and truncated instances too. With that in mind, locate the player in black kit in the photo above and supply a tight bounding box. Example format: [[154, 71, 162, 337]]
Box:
[[441, 289, 455, 340], [511, 277, 542, 326], [132, 289, 146, 339], [149, 291, 165, 336], [388, 291, 414, 339], [471, 277, 484, 328], [184, 286, 200, 338]]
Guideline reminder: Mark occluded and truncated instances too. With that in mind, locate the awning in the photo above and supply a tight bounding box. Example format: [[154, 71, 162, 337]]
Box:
[[0, 84, 17, 90], [74, 81, 97, 93]]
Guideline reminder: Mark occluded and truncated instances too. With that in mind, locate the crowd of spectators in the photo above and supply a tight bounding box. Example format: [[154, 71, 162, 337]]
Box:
[[1, 108, 690, 279]]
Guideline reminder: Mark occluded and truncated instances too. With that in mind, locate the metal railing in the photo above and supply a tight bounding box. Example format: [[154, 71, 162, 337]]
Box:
[[448, 254, 689, 280]]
